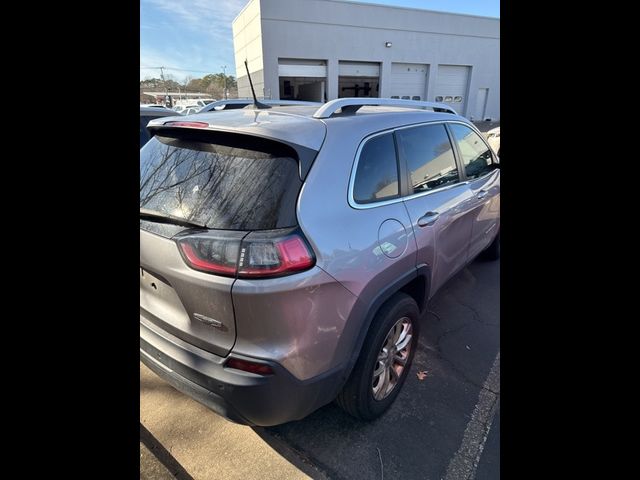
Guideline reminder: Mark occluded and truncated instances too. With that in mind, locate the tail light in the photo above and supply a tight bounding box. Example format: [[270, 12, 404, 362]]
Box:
[[176, 228, 315, 279], [176, 230, 245, 276], [238, 229, 315, 277]]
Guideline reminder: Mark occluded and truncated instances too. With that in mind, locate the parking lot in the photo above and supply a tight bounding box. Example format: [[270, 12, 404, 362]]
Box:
[[140, 252, 500, 480], [473, 120, 500, 133]]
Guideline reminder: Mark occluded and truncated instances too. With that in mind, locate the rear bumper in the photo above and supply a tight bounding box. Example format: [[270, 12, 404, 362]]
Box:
[[140, 318, 345, 426]]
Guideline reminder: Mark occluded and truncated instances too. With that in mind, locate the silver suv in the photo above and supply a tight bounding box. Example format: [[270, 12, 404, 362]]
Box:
[[140, 98, 500, 426]]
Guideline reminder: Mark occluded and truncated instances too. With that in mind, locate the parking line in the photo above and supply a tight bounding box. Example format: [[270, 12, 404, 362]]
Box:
[[443, 351, 500, 480]]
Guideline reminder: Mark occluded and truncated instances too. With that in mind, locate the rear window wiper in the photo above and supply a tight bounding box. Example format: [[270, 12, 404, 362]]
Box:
[[140, 208, 207, 229]]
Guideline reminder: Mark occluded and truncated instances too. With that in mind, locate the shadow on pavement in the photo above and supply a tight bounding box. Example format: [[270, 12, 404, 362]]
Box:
[[252, 426, 331, 480], [255, 260, 500, 480], [140, 423, 194, 480]]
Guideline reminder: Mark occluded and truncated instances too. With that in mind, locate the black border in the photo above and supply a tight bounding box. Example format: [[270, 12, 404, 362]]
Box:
[[9, 0, 616, 477], [11, 2, 140, 476]]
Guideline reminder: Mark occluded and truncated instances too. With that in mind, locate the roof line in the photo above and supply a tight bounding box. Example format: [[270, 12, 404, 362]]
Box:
[[296, 0, 499, 21], [261, 16, 499, 39], [232, 0, 259, 24], [233, 0, 501, 24]]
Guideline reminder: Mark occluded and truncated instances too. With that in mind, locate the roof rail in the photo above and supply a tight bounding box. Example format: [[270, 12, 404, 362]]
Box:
[[313, 98, 458, 119]]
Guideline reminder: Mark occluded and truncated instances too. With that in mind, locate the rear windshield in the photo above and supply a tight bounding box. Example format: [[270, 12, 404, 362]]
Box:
[[140, 132, 302, 230]]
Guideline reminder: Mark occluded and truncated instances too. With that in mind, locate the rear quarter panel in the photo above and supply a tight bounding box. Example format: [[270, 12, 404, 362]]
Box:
[[296, 119, 419, 370]]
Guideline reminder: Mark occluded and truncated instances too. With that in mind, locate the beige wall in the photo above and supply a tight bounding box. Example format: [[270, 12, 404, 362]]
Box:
[[233, 0, 265, 97]]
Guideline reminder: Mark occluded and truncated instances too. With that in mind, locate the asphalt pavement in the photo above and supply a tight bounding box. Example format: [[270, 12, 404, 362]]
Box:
[[140, 257, 500, 479]]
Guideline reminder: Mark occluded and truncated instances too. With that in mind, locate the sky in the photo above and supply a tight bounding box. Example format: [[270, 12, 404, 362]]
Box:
[[140, 0, 500, 82]]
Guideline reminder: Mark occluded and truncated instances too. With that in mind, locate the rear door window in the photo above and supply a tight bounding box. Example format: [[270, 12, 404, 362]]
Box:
[[352, 133, 399, 204], [396, 124, 460, 193], [140, 133, 302, 230], [448, 124, 496, 179]]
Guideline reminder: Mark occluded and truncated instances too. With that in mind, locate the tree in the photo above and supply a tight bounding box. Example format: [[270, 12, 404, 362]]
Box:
[[187, 78, 204, 92], [140, 78, 162, 89], [141, 72, 238, 98]]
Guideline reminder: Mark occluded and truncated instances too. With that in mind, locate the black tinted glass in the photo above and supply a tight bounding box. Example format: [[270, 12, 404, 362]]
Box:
[[140, 115, 161, 148], [140, 134, 302, 230], [140, 120, 150, 147], [397, 124, 459, 193], [353, 133, 399, 204]]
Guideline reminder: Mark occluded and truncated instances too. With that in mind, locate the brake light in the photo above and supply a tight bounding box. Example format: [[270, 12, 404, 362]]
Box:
[[180, 242, 237, 275], [164, 121, 209, 128], [176, 228, 315, 278], [176, 231, 244, 277], [225, 358, 274, 375]]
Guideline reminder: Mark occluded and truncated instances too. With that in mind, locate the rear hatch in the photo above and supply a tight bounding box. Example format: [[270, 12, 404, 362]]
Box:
[[140, 127, 310, 357]]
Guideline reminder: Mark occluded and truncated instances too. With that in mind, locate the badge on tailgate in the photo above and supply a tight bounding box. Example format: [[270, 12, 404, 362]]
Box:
[[193, 313, 223, 328]]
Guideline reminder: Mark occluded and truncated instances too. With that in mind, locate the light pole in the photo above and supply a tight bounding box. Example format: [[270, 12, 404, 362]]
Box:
[[159, 66, 166, 92], [221, 65, 227, 99]]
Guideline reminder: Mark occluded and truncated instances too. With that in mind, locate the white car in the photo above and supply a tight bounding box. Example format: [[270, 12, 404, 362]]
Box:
[[140, 104, 170, 110], [181, 106, 201, 115], [198, 99, 322, 113], [174, 99, 215, 110], [485, 127, 500, 156]]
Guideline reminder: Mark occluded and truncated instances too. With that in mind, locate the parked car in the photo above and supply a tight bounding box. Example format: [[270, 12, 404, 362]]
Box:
[[140, 104, 170, 109], [140, 106, 181, 148], [140, 98, 500, 426], [181, 106, 201, 116], [194, 99, 215, 107], [198, 98, 322, 113], [485, 126, 500, 156]]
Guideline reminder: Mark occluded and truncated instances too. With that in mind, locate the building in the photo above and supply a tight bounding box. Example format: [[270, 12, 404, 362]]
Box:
[[232, 0, 499, 120]]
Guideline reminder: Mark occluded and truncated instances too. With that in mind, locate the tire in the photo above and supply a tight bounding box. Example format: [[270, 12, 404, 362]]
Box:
[[336, 293, 420, 420], [481, 229, 500, 260]]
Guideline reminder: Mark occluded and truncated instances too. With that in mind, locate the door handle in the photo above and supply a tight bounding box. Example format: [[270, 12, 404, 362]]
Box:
[[418, 211, 440, 227], [477, 189, 489, 200]]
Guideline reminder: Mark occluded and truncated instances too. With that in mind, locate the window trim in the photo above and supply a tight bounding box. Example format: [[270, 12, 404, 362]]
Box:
[[395, 122, 461, 198], [393, 131, 411, 198], [444, 122, 467, 182], [349, 120, 487, 209], [349, 130, 403, 206]]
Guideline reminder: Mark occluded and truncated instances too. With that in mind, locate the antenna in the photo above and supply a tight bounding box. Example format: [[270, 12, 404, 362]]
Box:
[[244, 59, 270, 109]]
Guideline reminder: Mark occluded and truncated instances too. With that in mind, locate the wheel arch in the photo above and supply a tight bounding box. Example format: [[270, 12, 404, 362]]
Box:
[[336, 265, 431, 391]]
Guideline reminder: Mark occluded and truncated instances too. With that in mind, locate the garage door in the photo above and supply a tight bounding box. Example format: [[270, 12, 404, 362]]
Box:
[[278, 59, 327, 102], [435, 65, 470, 116], [338, 61, 380, 77], [339, 61, 380, 98], [278, 59, 327, 78], [390, 63, 428, 100]]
